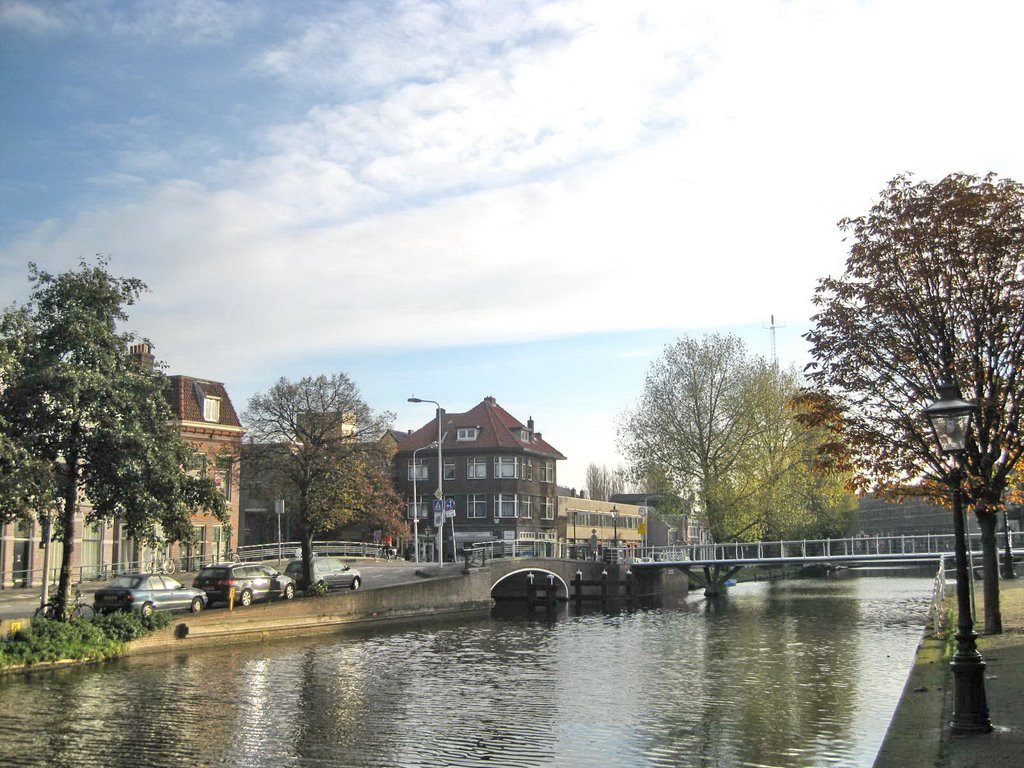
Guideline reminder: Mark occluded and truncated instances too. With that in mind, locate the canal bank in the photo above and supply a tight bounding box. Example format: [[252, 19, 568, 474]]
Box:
[[874, 576, 1024, 768]]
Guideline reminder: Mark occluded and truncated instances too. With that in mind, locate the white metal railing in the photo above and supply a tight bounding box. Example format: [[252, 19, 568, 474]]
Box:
[[641, 531, 1024, 564]]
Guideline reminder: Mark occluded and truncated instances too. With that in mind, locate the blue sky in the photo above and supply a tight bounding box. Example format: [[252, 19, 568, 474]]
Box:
[[3, 0, 1024, 489]]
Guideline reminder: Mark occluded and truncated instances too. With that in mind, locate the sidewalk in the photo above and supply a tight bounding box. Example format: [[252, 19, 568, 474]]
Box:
[[874, 575, 1024, 767]]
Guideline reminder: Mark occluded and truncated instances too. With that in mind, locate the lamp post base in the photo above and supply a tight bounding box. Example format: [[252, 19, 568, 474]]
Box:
[[950, 634, 992, 734]]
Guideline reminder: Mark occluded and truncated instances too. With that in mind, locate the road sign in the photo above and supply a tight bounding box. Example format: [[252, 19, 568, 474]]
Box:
[[434, 488, 443, 500], [432, 499, 444, 513], [432, 498, 444, 526], [444, 497, 455, 511]]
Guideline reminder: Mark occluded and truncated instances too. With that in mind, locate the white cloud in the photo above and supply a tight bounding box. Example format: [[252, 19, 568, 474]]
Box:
[[4, 0, 1024, 415]]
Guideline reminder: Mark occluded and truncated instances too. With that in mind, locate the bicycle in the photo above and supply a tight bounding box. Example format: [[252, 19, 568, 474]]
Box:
[[35, 585, 95, 621], [146, 556, 176, 574]]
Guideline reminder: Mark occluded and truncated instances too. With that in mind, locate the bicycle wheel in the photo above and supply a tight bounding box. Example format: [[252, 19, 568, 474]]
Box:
[[73, 604, 96, 621], [34, 602, 61, 620], [163, 559, 176, 574]]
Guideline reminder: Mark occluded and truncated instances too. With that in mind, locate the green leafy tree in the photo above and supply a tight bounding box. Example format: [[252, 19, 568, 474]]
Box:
[[619, 334, 852, 541], [243, 374, 403, 590], [804, 172, 1024, 634], [0, 259, 226, 616]]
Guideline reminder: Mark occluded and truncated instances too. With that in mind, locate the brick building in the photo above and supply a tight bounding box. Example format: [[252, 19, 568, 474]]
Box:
[[0, 344, 243, 588], [395, 396, 565, 561]]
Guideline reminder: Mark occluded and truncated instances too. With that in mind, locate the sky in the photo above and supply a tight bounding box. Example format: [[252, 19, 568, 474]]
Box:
[[2, 0, 1024, 491]]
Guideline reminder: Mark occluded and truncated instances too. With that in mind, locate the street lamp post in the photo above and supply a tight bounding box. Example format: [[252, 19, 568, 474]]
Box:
[[612, 505, 619, 560], [409, 397, 447, 564], [923, 379, 992, 734], [411, 441, 438, 565]]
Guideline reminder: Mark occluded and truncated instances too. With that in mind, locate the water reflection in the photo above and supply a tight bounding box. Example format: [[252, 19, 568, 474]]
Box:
[[0, 578, 930, 768]]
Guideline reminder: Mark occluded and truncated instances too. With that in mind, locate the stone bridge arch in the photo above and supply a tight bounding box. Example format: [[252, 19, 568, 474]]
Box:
[[483, 558, 616, 601]]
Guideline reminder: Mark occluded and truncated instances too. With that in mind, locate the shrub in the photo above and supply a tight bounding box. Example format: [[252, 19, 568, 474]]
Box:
[[1, 609, 173, 670], [306, 581, 329, 598]]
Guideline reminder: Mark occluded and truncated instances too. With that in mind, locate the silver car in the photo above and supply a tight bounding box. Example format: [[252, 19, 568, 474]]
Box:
[[284, 557, 362, 591], [93, 574, 207, 616]]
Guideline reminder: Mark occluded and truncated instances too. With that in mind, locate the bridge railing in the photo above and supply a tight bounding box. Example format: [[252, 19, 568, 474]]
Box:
[[642, 530, 1024, 563]]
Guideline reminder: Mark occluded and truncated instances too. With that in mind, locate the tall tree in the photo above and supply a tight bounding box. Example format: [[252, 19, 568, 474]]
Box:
[[243, 374, 403, 590], [619, 334, 853, 541], [0, 259, 226, 616], [584, 463, 625, 501], [804, 172, 1024, 633]]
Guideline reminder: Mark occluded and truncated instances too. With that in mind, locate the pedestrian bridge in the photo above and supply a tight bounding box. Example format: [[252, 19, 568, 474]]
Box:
[[468, 533, 1024, 597]]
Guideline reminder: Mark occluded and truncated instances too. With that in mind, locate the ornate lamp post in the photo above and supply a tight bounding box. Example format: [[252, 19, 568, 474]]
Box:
[[409, 397, 446, 564], [923, 379, 992, 734]]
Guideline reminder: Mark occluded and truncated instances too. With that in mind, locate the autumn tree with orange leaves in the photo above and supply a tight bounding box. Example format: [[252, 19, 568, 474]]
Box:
[[804, 172, 1024, 634]]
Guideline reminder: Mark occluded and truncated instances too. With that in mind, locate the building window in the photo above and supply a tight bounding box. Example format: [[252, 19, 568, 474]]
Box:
[[523, 460, 533, 481], [408, 459, 428, 481], [216, 455, 233, 501], [541, 498, 554, 520], [496, 494, 517, 518], [540, 460, 554, 483], [203, 396, 221, 422], [457, 428, 479, 441], [467, 457, 487, 479], [467, 494, 488, 519], [187, 451, 208, 478], [520, 496, 532, 519], [407, 500, 430, 519], [494, 456, 518, 479], [444, 458, 455, 481], [511, 427, 529, 441]]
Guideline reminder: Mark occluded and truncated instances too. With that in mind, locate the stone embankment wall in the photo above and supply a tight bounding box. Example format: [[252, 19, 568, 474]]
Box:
[[128, 560, 691, 655]]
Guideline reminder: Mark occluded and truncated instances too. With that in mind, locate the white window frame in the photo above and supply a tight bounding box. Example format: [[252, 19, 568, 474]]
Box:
[[467, 494, 488, 519], [523, 459, 533, 481], [496, 494, 517, 518], [407, 459, 428, 481], [407, 499, 430, 520], [457, 427, 479, 441], [203, 396, 221, 422], [467, 457, 487, 480], [520, 496, 532, 519], [444, 458, 455, 481], [540, 460, 554, 483], [494, 456, 518, 479], [541, 498, 554, 520]]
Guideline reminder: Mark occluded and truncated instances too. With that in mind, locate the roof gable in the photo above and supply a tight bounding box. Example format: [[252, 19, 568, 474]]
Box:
[[399, 396, 564, 459], [167, 375, 242, 428]]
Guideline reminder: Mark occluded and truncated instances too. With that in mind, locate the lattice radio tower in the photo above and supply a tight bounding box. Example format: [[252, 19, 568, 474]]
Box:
[[764, 314, 784, 369]]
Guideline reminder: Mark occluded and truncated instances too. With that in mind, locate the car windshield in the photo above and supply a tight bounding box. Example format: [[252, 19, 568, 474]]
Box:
[[109, 576, 144, 589], [284, 562, 302, 576]]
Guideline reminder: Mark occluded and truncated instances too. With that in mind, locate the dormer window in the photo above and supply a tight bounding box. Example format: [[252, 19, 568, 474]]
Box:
[[457, 427, 479, 441], [511, 427, 530, 441], [203, 396, 221, 422]]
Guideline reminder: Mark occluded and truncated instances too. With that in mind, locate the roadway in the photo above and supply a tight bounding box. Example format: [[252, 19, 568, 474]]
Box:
[[0, 559, 443, 622]]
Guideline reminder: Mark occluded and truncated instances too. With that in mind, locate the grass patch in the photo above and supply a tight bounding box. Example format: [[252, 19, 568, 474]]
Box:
[[1, 610, 173, 670]]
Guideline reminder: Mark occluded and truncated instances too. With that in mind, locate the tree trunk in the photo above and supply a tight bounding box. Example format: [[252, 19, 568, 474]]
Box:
[[301, 529, 315, 594], [54, 446, 80, 618], [977, 511, 1002, 634]]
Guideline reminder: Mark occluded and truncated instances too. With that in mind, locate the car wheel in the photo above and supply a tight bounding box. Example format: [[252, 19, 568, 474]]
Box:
[[239, 588, 253, 607], [141, 602, 155, 618], [189, 596, 204, 613], [350, 577, 361, 591], [283, 583, 295, 600]]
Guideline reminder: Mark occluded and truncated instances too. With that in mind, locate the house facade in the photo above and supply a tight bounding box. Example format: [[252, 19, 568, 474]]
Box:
[[0, 344, 243, 589], [395, 396, 565, 561]]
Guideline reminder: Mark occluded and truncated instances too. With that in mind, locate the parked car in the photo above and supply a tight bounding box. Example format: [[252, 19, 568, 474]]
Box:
[[93, 574, 207, 616], [192, 562, 296, 607], [284, 557, 362, 591]]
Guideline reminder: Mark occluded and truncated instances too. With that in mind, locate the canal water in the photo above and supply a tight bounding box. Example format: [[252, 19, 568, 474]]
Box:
[[0, 577, 932, 768]]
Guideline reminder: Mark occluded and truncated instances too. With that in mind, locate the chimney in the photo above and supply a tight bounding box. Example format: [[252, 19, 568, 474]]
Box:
[[484, 396, 497, 406], [130, 342, 155, 371], [527, 417, 534, 433]]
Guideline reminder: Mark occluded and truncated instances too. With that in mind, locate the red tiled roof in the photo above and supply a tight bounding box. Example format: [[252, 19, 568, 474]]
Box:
[[166, 375, 242, 428], [399, 396, 565, 459]]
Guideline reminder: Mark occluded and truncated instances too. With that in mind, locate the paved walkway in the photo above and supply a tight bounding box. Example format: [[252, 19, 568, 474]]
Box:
[[875, 574, 1024, 767]]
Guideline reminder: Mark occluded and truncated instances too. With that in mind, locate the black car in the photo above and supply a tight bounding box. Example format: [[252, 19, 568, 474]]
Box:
[[284, 557, 362, 591], [94, 574, 207, 616], [193, 563, 296, 607]]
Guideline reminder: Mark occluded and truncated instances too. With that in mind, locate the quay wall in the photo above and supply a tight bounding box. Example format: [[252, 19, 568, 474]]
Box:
[[128, 559, 690, 655]]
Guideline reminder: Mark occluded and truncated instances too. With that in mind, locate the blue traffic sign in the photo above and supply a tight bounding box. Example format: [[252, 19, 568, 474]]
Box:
[[444, 497, 455, 511], [432, 499, 444, 513]]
